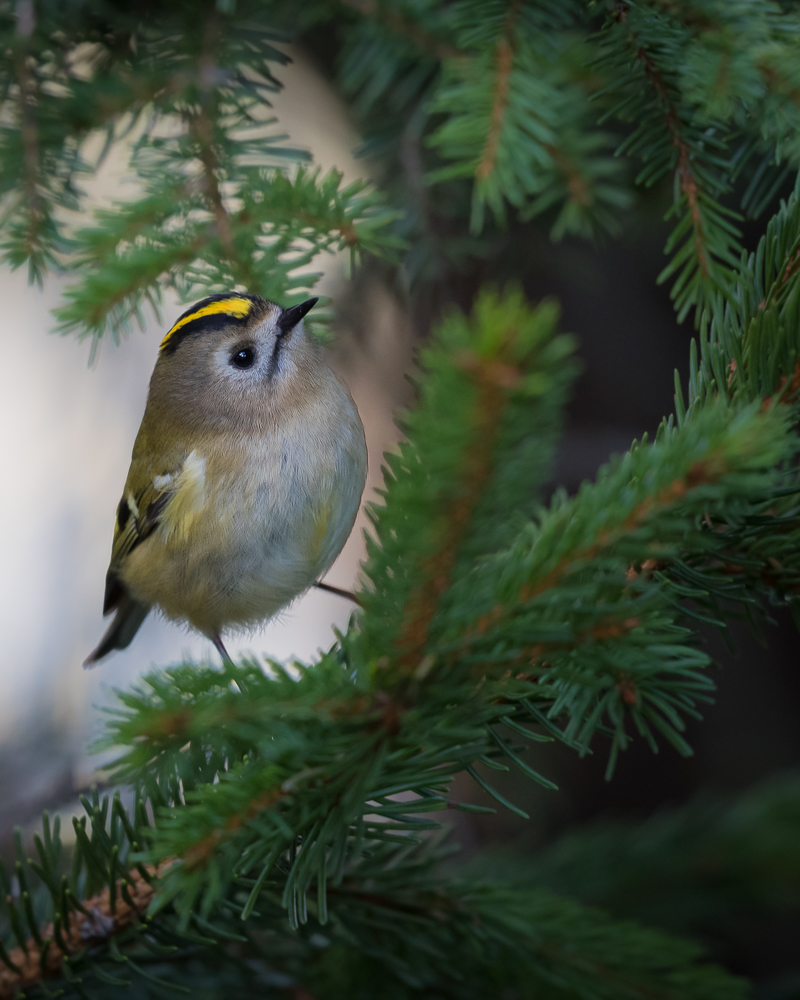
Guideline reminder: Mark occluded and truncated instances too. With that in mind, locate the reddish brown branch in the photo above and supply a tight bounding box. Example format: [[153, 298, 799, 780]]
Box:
[[520, 459, 718, 599], [757, 62, 800, 112], [676, 141, 707, 277], [504, 615, 642, 681], [184, 788, 284, 870], [190, 110, 235, 257], [762, 361, 800, 409], [544, 143, 592, 207], [395, 351, 521, 670], [0, 861, 173, 999], [188, 14, 241, 271], [465, 456, 727, 644], [476, 0, 522, 184], [757, 246, 800, 314], [632, 44, 709, 277], [476, 39, 514, 183], [777, 248, 800, 292]]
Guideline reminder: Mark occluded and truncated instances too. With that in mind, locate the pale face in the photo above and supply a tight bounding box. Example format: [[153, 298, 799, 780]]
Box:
[[208, 306, 303, 391], [147, 304, 323, 434]]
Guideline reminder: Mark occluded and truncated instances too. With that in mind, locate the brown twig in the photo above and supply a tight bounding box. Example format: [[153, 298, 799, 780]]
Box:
[[544, 143, 592, 207], [395, 349, 522, 670], [756, 61, 800, 111], [762, 361, 800, 410], [757, 245, 800, 314], [633, 43, 709, 277], [476, 0, 522, 184], [184, 788, 284, 870], [190, 109, 235, 257], [502, 615, 642, 680], [189, 13, 241, 272], [465, 456, 726, 643], [0, 861, 173, 999]]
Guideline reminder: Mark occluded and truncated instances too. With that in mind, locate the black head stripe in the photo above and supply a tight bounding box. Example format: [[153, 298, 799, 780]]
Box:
[[159, 293, 267, 355]]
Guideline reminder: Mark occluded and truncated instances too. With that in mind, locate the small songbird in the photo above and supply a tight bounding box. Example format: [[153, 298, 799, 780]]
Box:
[[85, 293, 367, 666]]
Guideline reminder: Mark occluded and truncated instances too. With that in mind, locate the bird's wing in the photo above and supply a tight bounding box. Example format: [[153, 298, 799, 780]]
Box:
[[102, 471, 177, 615]]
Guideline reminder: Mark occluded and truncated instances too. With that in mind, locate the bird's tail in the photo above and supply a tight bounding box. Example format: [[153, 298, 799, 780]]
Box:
[[84, 597, 150, 668]]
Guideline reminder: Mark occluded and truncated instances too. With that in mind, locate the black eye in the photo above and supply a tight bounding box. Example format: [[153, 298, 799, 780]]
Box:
[[230, 346, 256, 370]]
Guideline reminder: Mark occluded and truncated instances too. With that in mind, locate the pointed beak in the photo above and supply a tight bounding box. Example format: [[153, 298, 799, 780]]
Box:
[[277, 297, 319, 337]]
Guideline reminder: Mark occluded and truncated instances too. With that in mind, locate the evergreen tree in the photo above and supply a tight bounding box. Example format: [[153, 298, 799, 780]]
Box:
[[1, 0, 799, 996]]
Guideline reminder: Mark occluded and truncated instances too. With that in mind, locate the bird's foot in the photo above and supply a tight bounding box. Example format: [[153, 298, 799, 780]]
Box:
[[314, 580, 360, 605], [211, 633, 234, 666]]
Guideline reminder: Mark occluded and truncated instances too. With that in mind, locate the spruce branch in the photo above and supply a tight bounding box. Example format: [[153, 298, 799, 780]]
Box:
[[596, 2, 742, 322], [0, 5, 405, 341], [392, 340, 523, 669], [0, 276, 789, 1000], [428, 35, 629, 236], [338, 0, 463, 61], [13, 2, 42, 265], [0, 862, 171, 999], [475, 0, 521, 188], [53, 150, 400, 344], [80, 293, 794, 929], [81, 663, 744, 997], [708, 173, 800, 406], [190, 107, 236, 262], [504, 771, 800, 938], [0, 797, 747, 1000], [4, 5, 800, 997], [190, 11, 237, 267], [359, 287, 578, 666]]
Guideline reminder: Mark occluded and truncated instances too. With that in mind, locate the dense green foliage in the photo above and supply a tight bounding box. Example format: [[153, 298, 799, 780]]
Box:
[[1, 0, 800, 997]]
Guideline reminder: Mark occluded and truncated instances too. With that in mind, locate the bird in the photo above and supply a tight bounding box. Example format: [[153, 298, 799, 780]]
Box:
[[85, 292, 368, 667]]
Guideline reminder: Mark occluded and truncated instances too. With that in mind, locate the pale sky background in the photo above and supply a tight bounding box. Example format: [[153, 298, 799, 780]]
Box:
[[0, 50, 410, 768]]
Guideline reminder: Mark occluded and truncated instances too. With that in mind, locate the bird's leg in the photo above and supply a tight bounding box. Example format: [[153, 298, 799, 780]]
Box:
[[211, 633, 234, 666], [314, 580, 360, 605]]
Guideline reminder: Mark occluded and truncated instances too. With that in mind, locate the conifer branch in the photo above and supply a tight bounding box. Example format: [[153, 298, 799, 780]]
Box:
[[597, 2, 743, 320], [523, 772, 800, 936], [631, 41, 709, 279], [396, 348, 520, 669], [14, 2, 40, 229], [0, 862, 171, 999], [338, 0, 462, 60], [190, 109, 235, 260], [0, 795, 747, 1000], [475, 0, 521, 184], [360, 289, 578, 663], [89, 293, 795, 914], [3, 5, 800, 997], [191, 13, 237, 266], [428, 22, 627, 235]]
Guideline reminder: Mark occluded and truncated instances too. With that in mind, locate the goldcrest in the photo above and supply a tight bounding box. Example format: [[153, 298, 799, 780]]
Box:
[[85, 293, 367, 666]]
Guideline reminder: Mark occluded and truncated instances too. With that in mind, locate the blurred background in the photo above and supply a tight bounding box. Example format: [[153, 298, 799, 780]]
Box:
[[1, 38, 799, 998]]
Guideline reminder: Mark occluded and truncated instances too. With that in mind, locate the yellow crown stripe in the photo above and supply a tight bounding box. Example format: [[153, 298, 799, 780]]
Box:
[[160, 297, 253, 350]]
